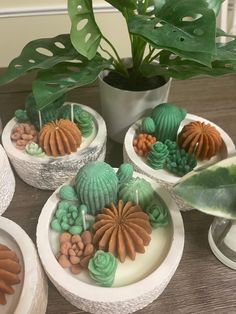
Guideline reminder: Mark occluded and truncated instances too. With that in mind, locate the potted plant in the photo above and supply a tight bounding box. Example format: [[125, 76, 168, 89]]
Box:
[[0, 0, 236, 142], [173, 155, 236, 269]]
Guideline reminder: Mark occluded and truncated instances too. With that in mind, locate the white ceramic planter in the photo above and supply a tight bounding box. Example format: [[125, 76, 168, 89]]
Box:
[[0, 216, 48, 314], [37, 171, 184, 314], [0, 144, 15, 215], [99, 64, 171, 143], [2, 104, 107, 190], [124, 114, 236, 211]]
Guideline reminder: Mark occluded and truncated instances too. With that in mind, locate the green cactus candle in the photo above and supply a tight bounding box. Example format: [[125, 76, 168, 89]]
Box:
[[75, 161, 118, 215]]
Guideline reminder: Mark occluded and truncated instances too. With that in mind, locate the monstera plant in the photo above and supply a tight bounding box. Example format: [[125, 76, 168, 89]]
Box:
[[0, 0, 236, 111]]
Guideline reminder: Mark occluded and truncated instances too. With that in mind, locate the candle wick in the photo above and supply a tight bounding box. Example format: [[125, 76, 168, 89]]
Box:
[[136, 190, 139, 206], [81, 209, 86, 231]]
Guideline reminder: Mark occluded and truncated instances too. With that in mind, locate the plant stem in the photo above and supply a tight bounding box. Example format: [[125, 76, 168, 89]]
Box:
[[101, 36, 129, 77], [148, 50, 162, 63]]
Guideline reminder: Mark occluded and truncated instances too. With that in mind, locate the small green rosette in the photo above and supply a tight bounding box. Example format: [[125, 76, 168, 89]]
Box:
[[25, 142, 45, 157], [146, 203, 169, 228], [75, 110, 93, 137], [88, 250, 118, 287], [147, 142, 169, 169]]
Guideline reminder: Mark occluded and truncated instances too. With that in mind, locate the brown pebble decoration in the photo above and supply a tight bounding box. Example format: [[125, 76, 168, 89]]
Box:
[[0, 243, 21, 305], [11, 123, 38, 150], [133, 133, 156, 157], [178, 121, 223, 160], [57, 231, 95, 274], [39, 119, 82, 157]]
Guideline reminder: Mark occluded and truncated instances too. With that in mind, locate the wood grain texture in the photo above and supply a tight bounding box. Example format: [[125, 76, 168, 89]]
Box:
[[0, 73, 236, 314]]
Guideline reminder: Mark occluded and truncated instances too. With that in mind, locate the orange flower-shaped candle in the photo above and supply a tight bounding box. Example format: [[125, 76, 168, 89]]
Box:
[[39, 119, 82, 157], [93, 200, 152, 262], [178, 121, 222, 160]]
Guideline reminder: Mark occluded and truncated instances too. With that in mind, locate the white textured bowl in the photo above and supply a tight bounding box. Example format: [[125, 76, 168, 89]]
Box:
[[124, 114, 236, 210], [0, 217, 48, 314], [0, 144, 15, 215], [36, 171, 184, 314], [2, 104, 107, 190]]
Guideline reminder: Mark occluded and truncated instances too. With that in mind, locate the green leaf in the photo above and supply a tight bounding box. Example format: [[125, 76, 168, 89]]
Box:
[[32, 55, 111, 110], [128, 0, 216, 66], [68, 0, 102, 60], [156, 50, 236, 79], [0, 34, 79, 86], [173, 156, 236, 219]]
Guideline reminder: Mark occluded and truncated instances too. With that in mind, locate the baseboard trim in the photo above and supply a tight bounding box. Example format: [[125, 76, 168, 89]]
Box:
[[0, 4, 116, 18]]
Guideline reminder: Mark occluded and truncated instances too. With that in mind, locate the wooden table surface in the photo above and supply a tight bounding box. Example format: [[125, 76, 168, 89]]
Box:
[[0, 73, 236, 314]]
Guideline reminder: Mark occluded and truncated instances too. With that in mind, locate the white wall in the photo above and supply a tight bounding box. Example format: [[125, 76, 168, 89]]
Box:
[[0, 1, 235, 67], [0, 1, 130, 67]]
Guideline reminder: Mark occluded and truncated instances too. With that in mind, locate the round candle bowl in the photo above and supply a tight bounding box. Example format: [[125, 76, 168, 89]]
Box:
[[124, 114, 236, 211], [2, 103, 107, 190], [0, 217, 48, 314], [0, 144, 15, 215], [36, 171, 184, 314]]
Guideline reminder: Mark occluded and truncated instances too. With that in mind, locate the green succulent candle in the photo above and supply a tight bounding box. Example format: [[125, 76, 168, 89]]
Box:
[[116, 163, 133, 185], [147, 142, 169, 169], [59, 185, 78, 201], [141, 117, 155, 134], [146, 203, 169, 228], [75, 110, 93, 138], [50, 201, 89, 234], [15, 109, 29, 122], [88, 250, 118, 287], [25, 142, 45, 157], [166, 148, 197, 177]]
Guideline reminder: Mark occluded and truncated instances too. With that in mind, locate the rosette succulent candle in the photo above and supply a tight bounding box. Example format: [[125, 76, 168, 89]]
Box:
[[147, 142, 169, 170], [145, 203, 169, 228], [88, 250, 118, 287]]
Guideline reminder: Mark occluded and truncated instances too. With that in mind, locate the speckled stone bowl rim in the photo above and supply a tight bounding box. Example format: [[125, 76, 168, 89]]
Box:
[[2, 103, 106, 163], [36, 170, 184, 303], [0, 216, 48, 314], [124, 113, 236, 184]]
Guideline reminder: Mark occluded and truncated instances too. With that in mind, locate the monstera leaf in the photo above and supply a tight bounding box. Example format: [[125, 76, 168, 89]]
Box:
[[32, 55, 111, 109], [68, 0, 102, 60], [173, 156, 236, 219], [0, 34, 79, 86], [155, 0, 223, 16], [128, 0, 216, 66]]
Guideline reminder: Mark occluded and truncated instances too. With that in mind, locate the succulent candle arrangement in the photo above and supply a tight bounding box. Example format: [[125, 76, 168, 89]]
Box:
[[0, 244, 21, 306], [133, 103, 223, 177], [50, 161, 169, 287], [11, 97, 94, 158]]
